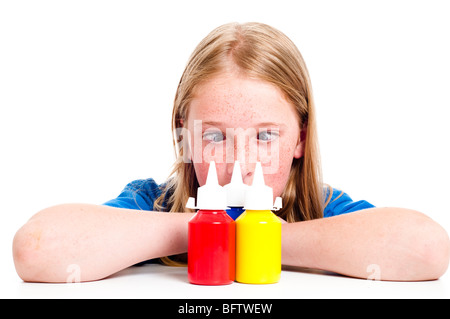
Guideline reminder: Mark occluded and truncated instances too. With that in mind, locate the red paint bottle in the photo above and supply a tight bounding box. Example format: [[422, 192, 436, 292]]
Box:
[[186, 161, 235, 285]]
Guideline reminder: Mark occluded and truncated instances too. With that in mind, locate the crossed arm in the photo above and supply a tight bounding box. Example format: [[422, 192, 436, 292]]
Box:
[[13, 203, 449, 282]]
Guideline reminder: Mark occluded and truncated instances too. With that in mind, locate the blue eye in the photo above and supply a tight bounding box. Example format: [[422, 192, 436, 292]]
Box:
[[258, 130, 278, 142], [203, 131, 225, 143]]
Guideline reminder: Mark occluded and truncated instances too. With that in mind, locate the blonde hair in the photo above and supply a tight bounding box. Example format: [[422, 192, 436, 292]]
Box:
[[154, 22, 327, 265]]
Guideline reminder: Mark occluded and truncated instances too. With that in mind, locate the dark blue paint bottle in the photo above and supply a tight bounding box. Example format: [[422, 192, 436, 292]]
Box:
[[224, 161, 248, 221], [226, 206, 245, 221]]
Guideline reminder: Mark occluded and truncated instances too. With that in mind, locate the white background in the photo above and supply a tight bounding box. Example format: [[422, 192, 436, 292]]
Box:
[[1, 0, 449, 298]]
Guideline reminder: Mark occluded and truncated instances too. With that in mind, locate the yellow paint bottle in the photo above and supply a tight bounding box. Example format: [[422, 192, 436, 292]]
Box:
[[235, 162, 282, 284]]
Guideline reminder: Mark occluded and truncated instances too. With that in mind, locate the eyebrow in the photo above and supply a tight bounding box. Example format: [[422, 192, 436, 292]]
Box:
[[201, 121, 287, 128]]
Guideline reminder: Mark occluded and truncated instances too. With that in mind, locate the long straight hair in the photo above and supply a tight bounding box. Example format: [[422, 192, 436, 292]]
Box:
[[154, 22, 327, 265]]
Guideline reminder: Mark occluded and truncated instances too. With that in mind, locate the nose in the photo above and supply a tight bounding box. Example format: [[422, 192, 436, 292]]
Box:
[[240, 162, 256, 185], [226, 159, 256, 186], [225, 130, 258, 185]]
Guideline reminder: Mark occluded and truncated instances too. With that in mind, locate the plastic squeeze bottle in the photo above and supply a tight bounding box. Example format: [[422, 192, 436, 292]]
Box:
[[223, 161, 248, 220], [186, 161, 236, 285], [235, 162, 282, 284]]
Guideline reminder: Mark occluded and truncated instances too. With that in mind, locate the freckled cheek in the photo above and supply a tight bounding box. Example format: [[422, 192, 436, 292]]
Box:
[[193, 163, 209, 186], [265, 164, 291, 197], [263, 142, 295, 197], [202, 142, 228, 165]]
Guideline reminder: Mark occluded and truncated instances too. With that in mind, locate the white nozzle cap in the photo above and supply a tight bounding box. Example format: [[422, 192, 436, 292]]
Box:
[[223, 161, 248, 207], [243, 162, 282, 211], [273, 196, 283, 211], [186, 197, 196, 209], [186, 161, 227, 210]]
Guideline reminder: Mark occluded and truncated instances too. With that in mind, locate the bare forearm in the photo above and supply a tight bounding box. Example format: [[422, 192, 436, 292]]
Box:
[[13, 203, 193, 282], [282, 207, 450, 281]]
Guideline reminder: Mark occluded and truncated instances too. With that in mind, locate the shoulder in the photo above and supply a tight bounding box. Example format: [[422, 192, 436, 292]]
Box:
[[123, 178, 164, 199], [323, 187, 375, 217], [103, 178, 166, 211]]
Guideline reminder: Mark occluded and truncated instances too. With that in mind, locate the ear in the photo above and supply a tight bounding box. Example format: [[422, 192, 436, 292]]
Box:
[[293, 123, 307, 159]]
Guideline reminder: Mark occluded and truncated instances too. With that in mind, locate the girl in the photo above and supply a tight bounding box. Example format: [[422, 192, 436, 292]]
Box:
[[13, 22, 449, 282]]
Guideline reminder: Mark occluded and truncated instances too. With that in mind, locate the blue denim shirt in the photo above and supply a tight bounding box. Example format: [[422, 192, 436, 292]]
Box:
[[103, 178, 375, 217]]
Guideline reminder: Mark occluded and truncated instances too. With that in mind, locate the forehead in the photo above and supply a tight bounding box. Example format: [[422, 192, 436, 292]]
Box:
[[188, 74, 299, 128]]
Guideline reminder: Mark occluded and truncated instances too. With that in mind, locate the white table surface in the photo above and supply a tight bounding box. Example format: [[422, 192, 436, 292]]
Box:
[[5, 264, 449, 299]]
